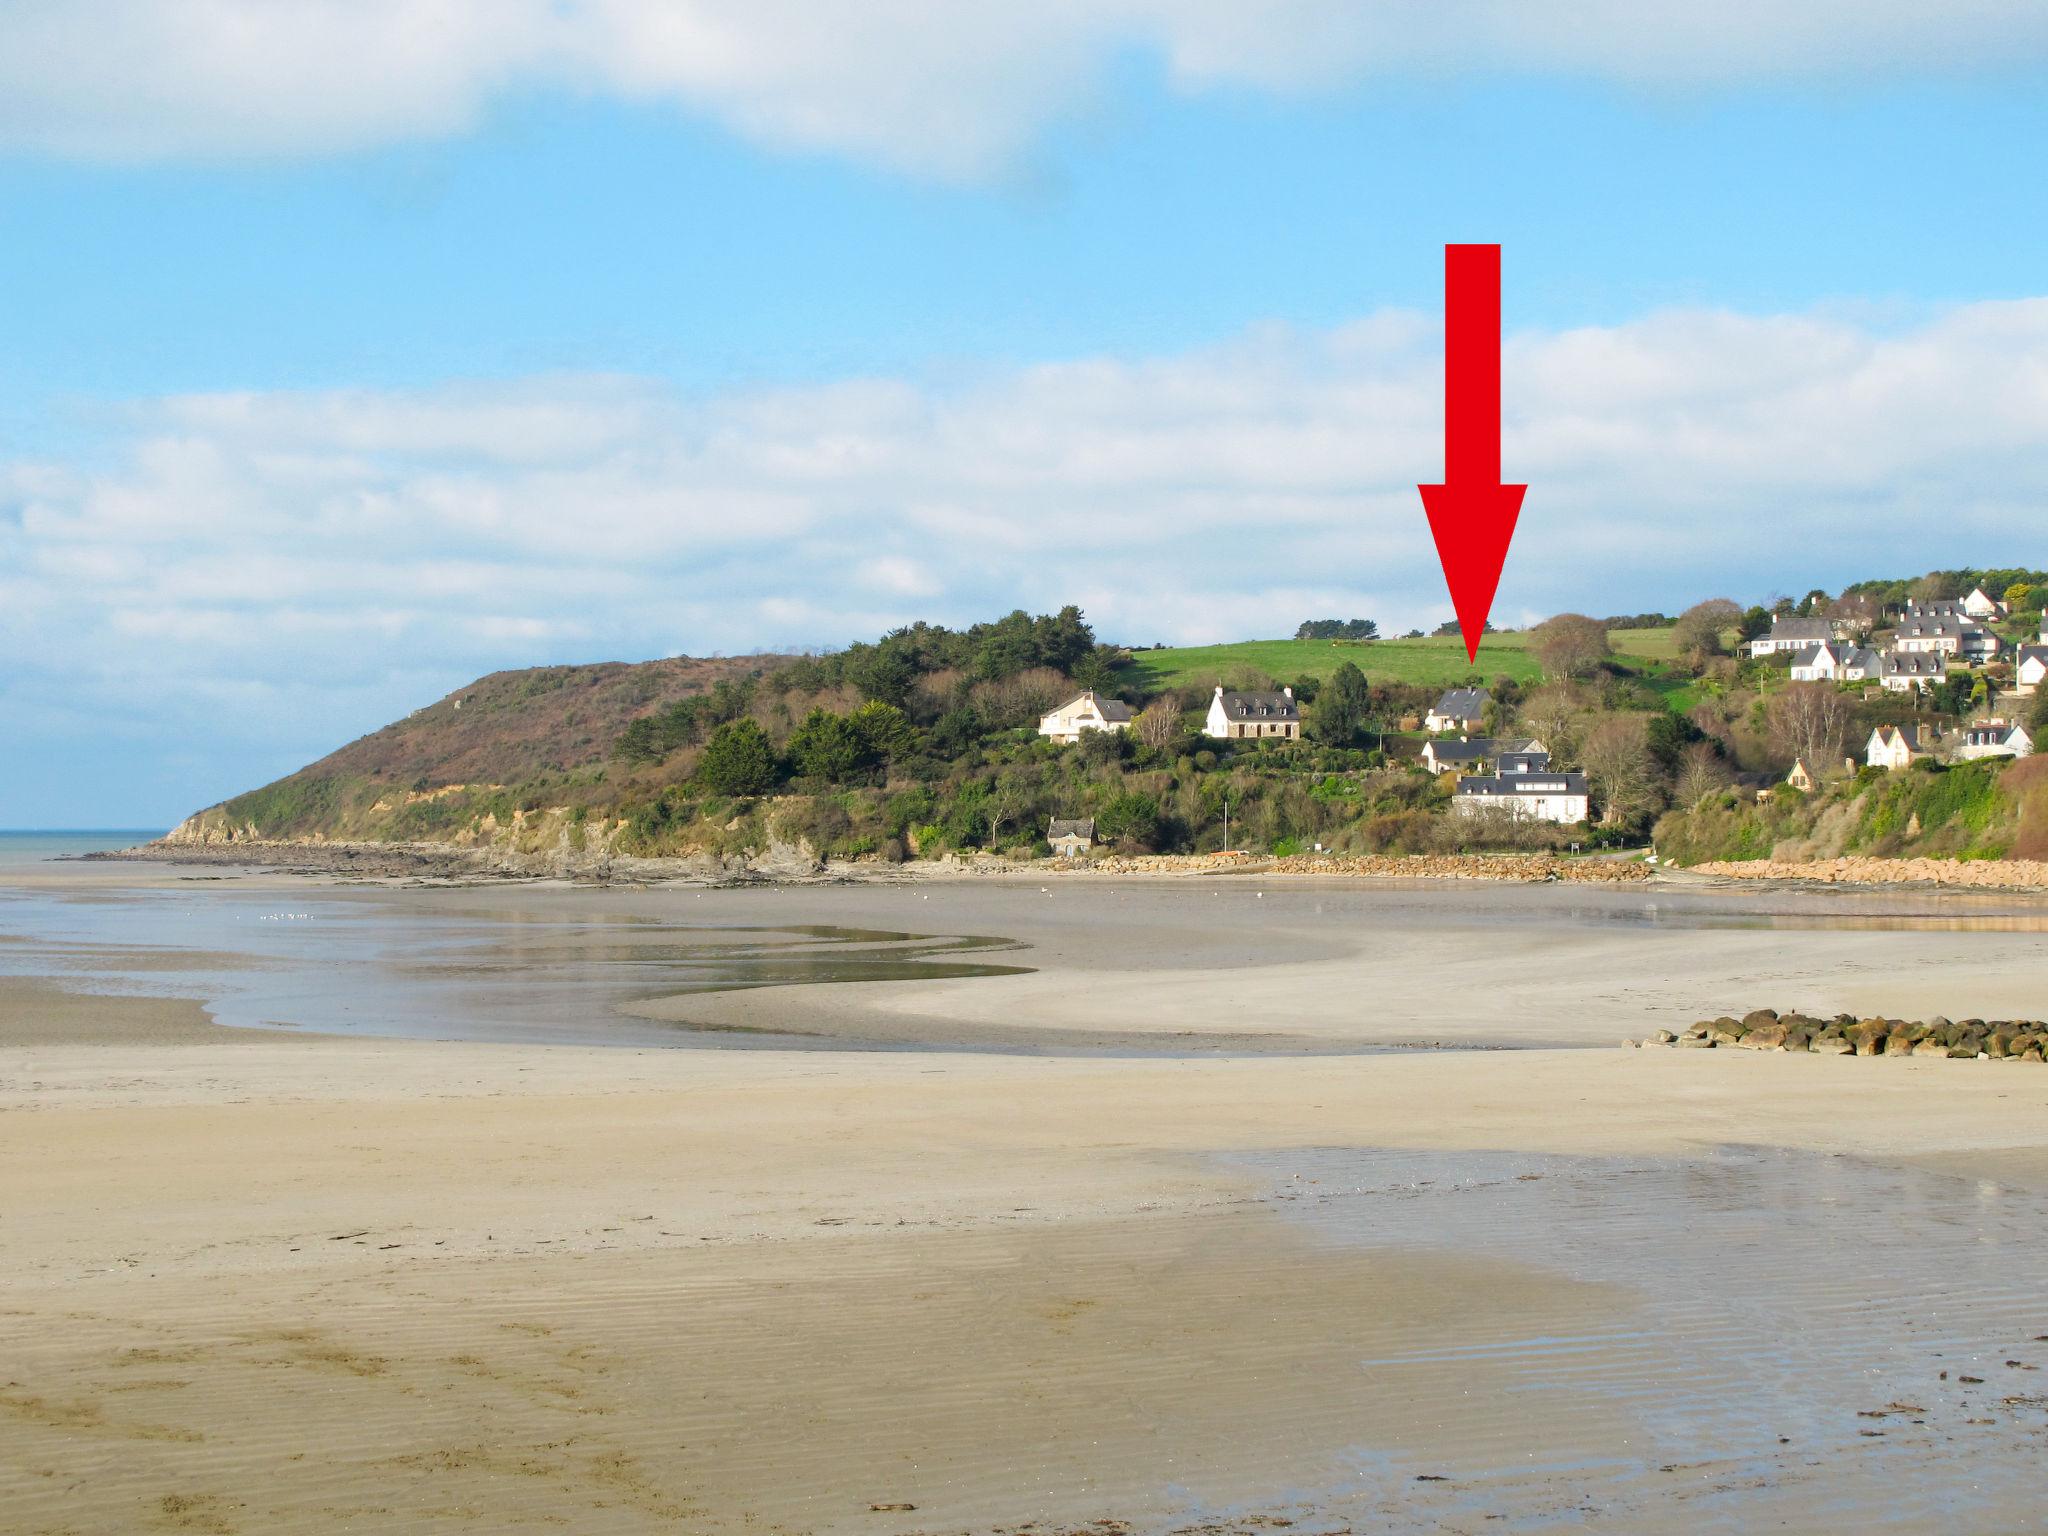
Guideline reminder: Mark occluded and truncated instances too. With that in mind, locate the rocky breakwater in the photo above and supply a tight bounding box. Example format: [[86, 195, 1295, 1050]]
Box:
[[1072, 853, 1651, 883], [1630, 1007, 2048, 1062], [1685, 856, 2048, 890]]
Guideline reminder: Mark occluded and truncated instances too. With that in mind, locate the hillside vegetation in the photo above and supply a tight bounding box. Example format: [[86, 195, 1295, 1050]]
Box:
[[169, 571, 2048, 872]]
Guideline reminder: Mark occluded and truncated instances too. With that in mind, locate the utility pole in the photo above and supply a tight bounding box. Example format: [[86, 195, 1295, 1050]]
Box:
[[1223, 796, 1230, 854]]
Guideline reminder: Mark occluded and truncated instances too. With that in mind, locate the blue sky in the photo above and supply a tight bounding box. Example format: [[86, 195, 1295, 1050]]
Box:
[[4, 4, 2048, 826]]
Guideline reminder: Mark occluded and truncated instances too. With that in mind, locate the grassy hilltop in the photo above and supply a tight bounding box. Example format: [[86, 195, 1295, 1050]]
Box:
[[1130, 628, 1690, 703]]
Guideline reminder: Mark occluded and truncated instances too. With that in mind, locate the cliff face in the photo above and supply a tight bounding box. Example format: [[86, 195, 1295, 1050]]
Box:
[[167, 653, 782, 848]]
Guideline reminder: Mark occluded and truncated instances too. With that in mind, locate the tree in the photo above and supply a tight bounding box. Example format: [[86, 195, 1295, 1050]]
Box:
[[1515, 686, 1584, 758], [1095, 791, 1161, 847], [1530, 614, 1612, 680], [1765, 682, 1852, 773], [849, 700, 917, 762], [1135, 699, 1182, 752], [1579, 715, 1660, 827], [697, 719, 777, 796], [1738, 606, 1773, 642], [2007, 581, 2037, 613], [1311, 661, 1370, 744], [786, 709, 867, 783], [1672, 598, 1741, 659], [1673, 741, 1730, 806]]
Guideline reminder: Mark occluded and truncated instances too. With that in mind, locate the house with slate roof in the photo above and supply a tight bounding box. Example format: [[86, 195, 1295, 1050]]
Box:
[[1789, 641, 1880, 683], [1748, 616, 1837, 657], [1047, 818, 1096, 857], [1424, 688, 1489, 735], [1450, 744, 1589, 824], [1867, 723, 1933, 770], [1205, 685, 1300, 741], [1878, 651, 1947, 692], [2016, 642, 2048, 695], [1037, 691, 1133, 745], [1951, 720, 2034, 762]]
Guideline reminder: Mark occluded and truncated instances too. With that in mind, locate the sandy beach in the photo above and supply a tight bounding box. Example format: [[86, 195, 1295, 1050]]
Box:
[[7, 860, 2048, 1533]]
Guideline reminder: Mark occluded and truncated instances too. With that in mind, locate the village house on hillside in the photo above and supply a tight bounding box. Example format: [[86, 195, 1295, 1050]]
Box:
[[1785, 757, 1817, 792], [1047, 817, 1095, 857], [1424, 688, 1489, 735], [1204, 685, 1299, 741], [1420, 737, 1493, 774], [2015, 624, 2048, 694], [1451, 745, 1588, 824], [1891, 614, 2002, 661], [1952, 720, 2035, 762], [1790, 640, 1880, 683], [1037, 691, 1132, 745], [1909, 588, 2009, 622], [1878, 651, 1948, 692], [1867, 723, 1933, 770], [1748, 616, 1842, 656]]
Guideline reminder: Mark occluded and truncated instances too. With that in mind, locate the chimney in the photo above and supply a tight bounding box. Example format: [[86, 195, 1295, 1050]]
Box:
[[1214, 684, 1224, 698], [1282, 685, 1293, 699]]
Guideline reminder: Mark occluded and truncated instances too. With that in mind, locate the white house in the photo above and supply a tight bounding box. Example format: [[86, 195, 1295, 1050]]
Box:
[[1867, 723, 1931, 770], [1453, 763, 1590, 824], [1890, 616, 2000, 662], [1786, 757, 1816, 792], [1961, 586, 2010, 620], [2016, 643, 2048, 695], [1420, 737, 1493, 775], [1878, 651, 1947, 692], [1749, 616, 1836, 657], [1789, 641, 1880, 682], [1951, 720, 2034, 762], [1424, 687, 1489, 734], [1037, 691, 1133, 744], [1205, 685, 1300, 741]]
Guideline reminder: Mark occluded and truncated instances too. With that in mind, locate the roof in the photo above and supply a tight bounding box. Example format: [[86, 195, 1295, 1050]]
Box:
[[1879, 651, 1946, 676], [1430, 687, 1489, 718], [1895, 616, 1969, 638], [1495, 737, 1545, 755], [1872, 724, 1924, 751], [1047, 818, 1095, 839], [1048, 691, 1132, 722], [1216, 690, 1299, 721], [1767, 617, 1833, 640], [2017, 644, 2048, 669], [1424, 737, 1494, 763], [1456, 770, 1588, 797]]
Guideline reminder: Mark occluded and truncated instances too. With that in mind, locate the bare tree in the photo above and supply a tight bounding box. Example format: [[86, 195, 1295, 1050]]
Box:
[[1530, 613, 1612, 679], [1766, 682, 1853, 774], [1515, 685, 1587, 757], [1579, 715, 1661, 826], [1671, 598, 1742, 660], [1673, 741, 1730, 807], [1135, 696, 1182, 751]]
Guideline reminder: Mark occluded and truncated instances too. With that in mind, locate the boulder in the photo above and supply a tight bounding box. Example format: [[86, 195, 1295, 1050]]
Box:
[[1738, 1023, 1789, 1051], [1848, 1019, 1890, 1055], [1987, 1033, 2014, 1059], [1914, 1038, 1953, 1058], [1654, 1029, 1677, 1044], [2025, 1048, 2045, 1064], [1678, 1035, 1716, 1049], [1885, 1034, 1918, 1058], [1811, 1036, 1855, 1056], [1740, 1009, 1781, 1033], [1782, 1028, 1813, 1052], [1708, 1017, 1747, 1045], [1948, 1041, 1984, 1059]]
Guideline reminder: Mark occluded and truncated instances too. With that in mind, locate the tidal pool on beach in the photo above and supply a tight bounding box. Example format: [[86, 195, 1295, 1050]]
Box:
[[1223, 1143, 2048, 1531]]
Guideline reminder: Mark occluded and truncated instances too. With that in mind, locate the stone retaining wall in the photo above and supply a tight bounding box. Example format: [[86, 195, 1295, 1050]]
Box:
[[1685, 857, 2048, 890]]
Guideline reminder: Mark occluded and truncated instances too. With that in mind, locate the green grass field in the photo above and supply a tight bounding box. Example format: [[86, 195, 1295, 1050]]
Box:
[[1125, 628, 1681, 696]]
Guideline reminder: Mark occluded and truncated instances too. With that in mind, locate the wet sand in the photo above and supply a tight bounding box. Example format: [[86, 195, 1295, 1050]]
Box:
[[7, 863, 2048, 1532]]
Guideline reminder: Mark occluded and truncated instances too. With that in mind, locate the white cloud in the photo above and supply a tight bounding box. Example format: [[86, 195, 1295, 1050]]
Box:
[[8, 293, 2048, 819], [3, 2, 2047, 176]]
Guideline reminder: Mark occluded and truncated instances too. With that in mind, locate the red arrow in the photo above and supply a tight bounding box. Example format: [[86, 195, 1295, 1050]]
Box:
[[1418, 243, 1526, 664]]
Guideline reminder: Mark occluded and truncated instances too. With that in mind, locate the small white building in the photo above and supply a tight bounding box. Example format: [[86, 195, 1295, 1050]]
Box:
[[1424, 688, 1489, 735], [1205, 686, 1300, 741], [1038, 691, 1133, 745], [1951, 720, 2034, 762], [1453, 766, 1590, 824], [2016, 643, 2048, 695], [1867, 723, 1931, 770], [1878, 651, 1947, 692], [1786, 757, 1817, 792]]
